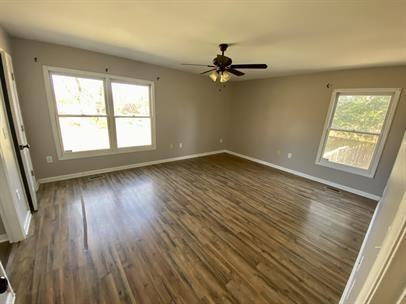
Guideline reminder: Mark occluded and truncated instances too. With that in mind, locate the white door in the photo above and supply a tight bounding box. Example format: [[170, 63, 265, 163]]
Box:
[[0, 261, 15, 304], [0, 51, 38, 210]]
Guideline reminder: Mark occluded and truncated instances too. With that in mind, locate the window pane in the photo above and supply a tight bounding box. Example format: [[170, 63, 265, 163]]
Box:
[[323, 130, 378, 170], [59, 117, 109, 152], [331, 94, 391, 133], [52, 74, 106, 115], [116, 118, 151, 148], [111, 82, 150, 116]]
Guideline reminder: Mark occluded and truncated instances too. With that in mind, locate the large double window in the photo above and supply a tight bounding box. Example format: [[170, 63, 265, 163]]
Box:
[[44, 67, 155, 159], [316, 88, 401, 177]]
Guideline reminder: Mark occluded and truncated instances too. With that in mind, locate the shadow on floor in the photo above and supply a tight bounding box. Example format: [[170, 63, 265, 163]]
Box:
[[0, 242, 12, 266]]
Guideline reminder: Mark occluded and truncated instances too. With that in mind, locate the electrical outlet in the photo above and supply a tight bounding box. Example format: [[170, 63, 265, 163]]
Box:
[[179, 142, 183, 149], [219, 138, 223, 144], [288, 153, 293, 159], [46, 155, 53, 163]]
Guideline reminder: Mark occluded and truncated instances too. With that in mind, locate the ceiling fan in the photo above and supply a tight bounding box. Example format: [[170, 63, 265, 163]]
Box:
[[182, 43, 267, 83]]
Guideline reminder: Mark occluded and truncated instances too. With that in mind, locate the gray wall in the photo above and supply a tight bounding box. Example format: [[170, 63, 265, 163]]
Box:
[[229, 67, 406, 196], [10, 37, 406, 197], [11, 38, 230, 179], [0, 26, 11, 54]]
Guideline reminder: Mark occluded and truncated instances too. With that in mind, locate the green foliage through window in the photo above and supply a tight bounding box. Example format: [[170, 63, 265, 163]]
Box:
[[331, 95, 391, 134]]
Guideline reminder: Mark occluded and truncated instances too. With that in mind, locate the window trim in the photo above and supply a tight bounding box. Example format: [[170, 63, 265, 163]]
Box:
[[43, 66, 156, 160], [315, 88, 402, 178]]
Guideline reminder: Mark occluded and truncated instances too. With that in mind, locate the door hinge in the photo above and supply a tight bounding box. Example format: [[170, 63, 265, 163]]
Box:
[[30, 169, 35, 177], [11, 72, 14, 81], [21, 125, 25, 132]]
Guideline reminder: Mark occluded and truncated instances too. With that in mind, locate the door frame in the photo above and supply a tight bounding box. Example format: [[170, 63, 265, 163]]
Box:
[[0, 49, 35, 212], [356, 183, 406, 302], [0, 82, 30, 242], [340, 131, 406, 303], [2, 52, 38, 209]]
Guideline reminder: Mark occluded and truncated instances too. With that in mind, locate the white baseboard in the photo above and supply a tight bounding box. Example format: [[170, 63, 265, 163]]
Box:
[[225, 150, 381, 201], [24, 212, 32, 236], [0, 233, 8, 243], [38, 150, 227, 184]]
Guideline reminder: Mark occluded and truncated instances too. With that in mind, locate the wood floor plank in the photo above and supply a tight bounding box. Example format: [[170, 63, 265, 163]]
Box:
[[7, 153, 376, 303]]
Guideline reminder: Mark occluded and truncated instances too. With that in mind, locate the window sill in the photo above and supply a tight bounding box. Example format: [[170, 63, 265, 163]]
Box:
[[58, 144, 156, 160], [315, 159, 376, 178]]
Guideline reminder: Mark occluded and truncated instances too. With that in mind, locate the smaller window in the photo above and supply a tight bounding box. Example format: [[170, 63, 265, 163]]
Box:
[[316, 89, 401, 177], [111, 81, 152, 149]]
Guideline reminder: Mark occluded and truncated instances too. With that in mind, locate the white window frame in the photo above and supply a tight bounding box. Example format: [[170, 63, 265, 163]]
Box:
[[43, 66, 156, 160], [316, 88, 401, 178]]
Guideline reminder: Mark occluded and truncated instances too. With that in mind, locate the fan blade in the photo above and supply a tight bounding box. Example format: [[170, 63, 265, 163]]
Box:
[[227, 68, 245, 76], [182, 64, 215, 67], [230, 64, 267, 69], [200, 69, 216, 75]]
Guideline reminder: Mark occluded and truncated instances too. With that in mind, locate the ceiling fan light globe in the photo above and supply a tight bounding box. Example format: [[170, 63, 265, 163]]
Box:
[[209, 71, 218, 82], [220, 71, 231, 83]]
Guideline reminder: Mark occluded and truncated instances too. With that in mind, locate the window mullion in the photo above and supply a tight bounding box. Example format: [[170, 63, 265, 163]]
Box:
[[58, 114, 108, 118], [104, 77, 117, 151], [114, 115, 151, 119], [328, 127, 381, 137]]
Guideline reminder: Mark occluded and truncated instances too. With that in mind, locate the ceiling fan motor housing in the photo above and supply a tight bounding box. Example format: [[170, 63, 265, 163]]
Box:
[[213, 55, 232, 71]]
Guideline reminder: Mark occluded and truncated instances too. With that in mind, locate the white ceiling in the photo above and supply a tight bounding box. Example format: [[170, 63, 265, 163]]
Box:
[[0, 1, 405, 80]]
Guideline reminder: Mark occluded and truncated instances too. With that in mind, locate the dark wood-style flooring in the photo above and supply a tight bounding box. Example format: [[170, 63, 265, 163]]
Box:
[[7, 153, 376, 304]]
